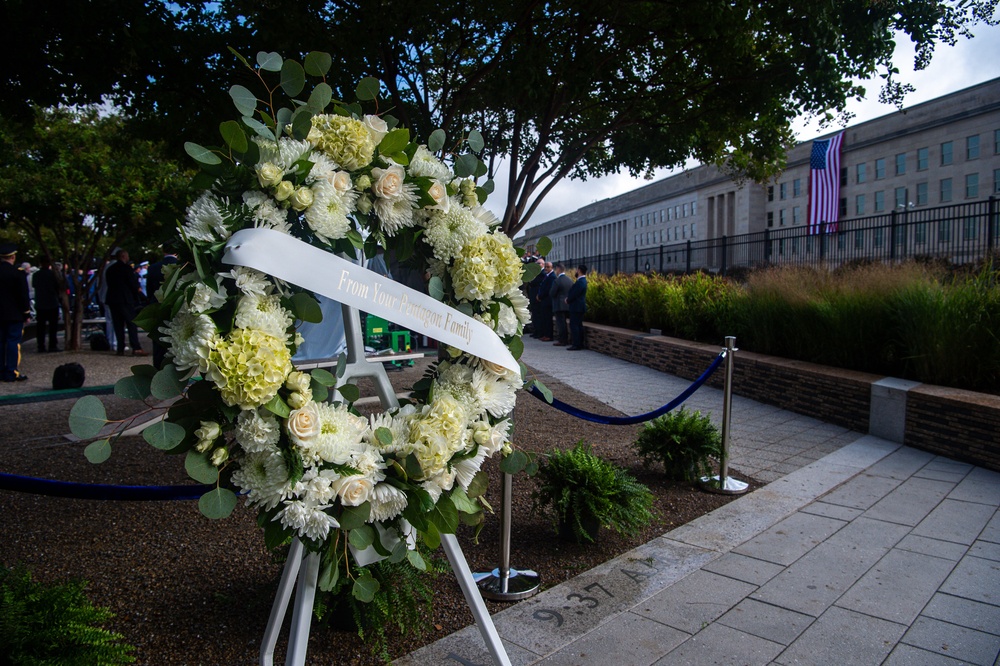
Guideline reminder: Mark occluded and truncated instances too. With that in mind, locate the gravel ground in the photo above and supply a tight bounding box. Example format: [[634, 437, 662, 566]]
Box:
[[0, 343, 756, 665]]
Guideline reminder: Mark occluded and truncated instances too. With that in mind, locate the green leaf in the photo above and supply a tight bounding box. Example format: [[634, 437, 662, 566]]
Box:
[[428, 495, 459, 535], [276, 107, 293, 133], [346, 229, 364, 250], [229, 85, 258, 117], [335, 354, 347, 378], [388, 539, 408, 564], [336, 383, 360, 403], [480, 178, 495, 194], [428, 129, 446, 153], [69, 395, 107, 439], [378, 128, 410, 156], [427, 276, 444, 301], [143, 420, 187, 451], [264, 393, 290, 419], [242, 115, 275, 141], [185, 450, 220, 484], [348, 525, 375, 550], [307, 83, 332, 113], [304, 51, 332, 77], [318, 554, 340, 591], [355, 77, 381, 101], [257, 51, 283, 72], [227, 47, 252, 70], [467, 130, 485, 153], [150, 364, 185, 400], [352, 571, 379, 602], [508, 336, 524, 360], [131, 364, 158, 378], [199, 488, 238, 519], [290, 109, 313, 140], [499, 450, 529, 474], [449, 487, 480, 515], [219, 120, 248, 154], [310, 380, 329, 403], [84, 439, 111, 464], [466, 470, 489, 499], [406, 549, 427, 571], [280, 59, 305, 97], [311, 368, 336, 387], [183, 142, 221, 166], [292, 292, 322, 323], [114, 373, 152, 401], [375, 427, 393, 447], [339, 503, 371, 531], [453, 153, 478, 178], [263, 515, 290, 551], [534, 379, 553, 403], [522, 261, 542, 283], [537, 236, 553, 256]]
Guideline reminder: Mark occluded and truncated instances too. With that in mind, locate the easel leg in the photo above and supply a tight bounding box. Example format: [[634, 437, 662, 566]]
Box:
[[441, 533, 512, 666], [260, 539, 305, 666], [285, 550, 321, 666]]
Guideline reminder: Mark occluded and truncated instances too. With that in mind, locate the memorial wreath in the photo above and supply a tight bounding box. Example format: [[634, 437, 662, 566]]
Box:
[[71, 51, 539, 600]]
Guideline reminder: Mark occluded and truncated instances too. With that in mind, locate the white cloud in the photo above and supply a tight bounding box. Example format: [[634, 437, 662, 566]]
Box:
[[488, 22, 1000, 236]]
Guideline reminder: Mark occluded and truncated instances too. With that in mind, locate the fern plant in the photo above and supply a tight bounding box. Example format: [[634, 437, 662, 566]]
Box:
[[0, 564, 135, 665], [634, 408, 722, 482], [532, 441, 654, 544]]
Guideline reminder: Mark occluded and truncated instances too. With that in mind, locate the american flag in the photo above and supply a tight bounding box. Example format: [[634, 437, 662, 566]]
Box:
[[808, 131, 844, 234]]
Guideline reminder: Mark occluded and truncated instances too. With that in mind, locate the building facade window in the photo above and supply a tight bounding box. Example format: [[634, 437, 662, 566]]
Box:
[[917, 147, 929, 171], [767, 211, 773, 228], [941, 178, 953, 202], [875, 158, 886, 179], [966, 173, 979, 198], [967, 135, 980, 160], [941, 141, 953, 165], [779, 209, 786, 226], [839, 198, 847, 217], [874, 190, 885, 212], [856, 163, 867, 183], [895, 153, 906, 176], [792, 206, 801, 225], [855, 194, 865, 216], [995, 129, 1000, 154], [916, 181, 928, 205], [895, 187, 907, 209], [767, 186, 774, 202], [793, 179, 801, 197], [779, 182, 787, 200], [994, 169, 1000, 194]]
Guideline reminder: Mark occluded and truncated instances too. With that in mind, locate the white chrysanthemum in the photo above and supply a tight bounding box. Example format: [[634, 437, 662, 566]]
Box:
[[234, 293, 294, 339], [350, 449, 387, 482], [472, 365, 518, 418], [275, 500, 339, 542], [408, 146, 453, 181], [183, 192, 232, 242], [507, 288, 531, 326], [160, 309, 218, 372], [189, 280, 228, 314], [435, 362, 476, 403], [296, 402, 368, 465], [254, 136, 312, 170], [368, 483, 409, 522], [422, 207, 488, 262], [306, 153, 339, 187], [231, 449, 291, 510], [454, 448, 488, 490], [365, 410, 411, 454], [473, 418, 512, 456], [491, 303, 519, 337], [234, 408, 281, 453], [372, 182, 419, 236], [299, 468, 340, 505], [243, 191, 292, 233], [223, 266, 273, 297], [470, 205, 501, 229], [304, 180, 357, 242]]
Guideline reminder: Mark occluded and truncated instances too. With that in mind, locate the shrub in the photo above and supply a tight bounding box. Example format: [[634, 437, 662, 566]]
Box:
[[0, 564, 135, 665], [634, 408, 722, 482]]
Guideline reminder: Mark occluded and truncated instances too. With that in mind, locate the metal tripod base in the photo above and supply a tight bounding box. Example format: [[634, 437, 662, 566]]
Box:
[[473, 567, 541, 601], [699, 475, 749, 495]]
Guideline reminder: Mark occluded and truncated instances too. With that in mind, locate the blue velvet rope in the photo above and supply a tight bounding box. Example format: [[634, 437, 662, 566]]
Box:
[[0, 473, 212, 501], [529, 351, 726, 425]]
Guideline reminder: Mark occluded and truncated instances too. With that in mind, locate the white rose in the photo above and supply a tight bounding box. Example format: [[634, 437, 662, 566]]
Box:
[[363, 114, 389, 143], [274, 180, 295, 202], [287, 391, 309, 410], [332, 475, 374, 506], [332, 171, 353, 194], [287, 402, 320, 442], [210, 447, 229, 466], [289, 186, 314, 211], [426, 180, 451, 213], [194, 420, 221, 443], [371, 165, 405, 199], [256, 162, 284, 188], [285, 371, 311, 393]]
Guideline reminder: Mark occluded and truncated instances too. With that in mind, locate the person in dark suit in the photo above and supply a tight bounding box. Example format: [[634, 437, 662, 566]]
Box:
[[31, 261, 62, 352], [566, 264, 588, 350], [0, 242, 31, 381], [535, 262, 555, 341], [104, 248, 147, 356], [550, 263, 573, 346], [145, 243, 179, 367], [526, 257, 546, 337]]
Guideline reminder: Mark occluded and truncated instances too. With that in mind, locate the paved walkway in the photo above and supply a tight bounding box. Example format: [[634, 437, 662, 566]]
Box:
[[397, 337, 1000, 666]]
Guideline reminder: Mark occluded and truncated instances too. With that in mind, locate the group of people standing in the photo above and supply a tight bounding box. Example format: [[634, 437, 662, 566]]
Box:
[[526, 259, 589, 350]]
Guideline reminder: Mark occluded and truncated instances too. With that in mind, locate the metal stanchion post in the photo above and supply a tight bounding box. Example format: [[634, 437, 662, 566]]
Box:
[[700, 336, 749, 495], [473, 471, 541, 601]]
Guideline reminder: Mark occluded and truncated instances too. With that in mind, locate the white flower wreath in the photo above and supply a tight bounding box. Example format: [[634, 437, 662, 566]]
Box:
[[75, 51, 539, 596]]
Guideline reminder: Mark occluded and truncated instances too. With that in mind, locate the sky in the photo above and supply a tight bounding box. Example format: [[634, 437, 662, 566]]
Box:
[[490, 20, 1000, 237]]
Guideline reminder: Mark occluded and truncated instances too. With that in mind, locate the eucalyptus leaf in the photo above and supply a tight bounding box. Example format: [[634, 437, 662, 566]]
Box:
[[264, 393, 291, 419], [318, 556, 340, 591], [336, 383, 360, 403], [307, 83, 332, 113], [114, 374, 152, 401], [304, 51, 332, 77], [499, 450, 529, 474], [355, 77, 381, 101], [291, 292, 323, 323], [242, 115, 275, 141], [427, 275, 445, 301], [467, 130, 485, 153], [406, 549, 427, 571], [69, 395, 107, 439], [229, 85, 258, 117], [534, 379, 553, 403], [150, 364, 185, 400], [279, 59, 305, 97], [522, 261, 542, 283], [375, 427, 393, 447], [453, 153, 478, 178], [310, 381, 329, 403], [428, 129, 446, 153], [290, 108, 314, 140], [185, 449, 220, 484], [257, 51, 283, 72], [310, 368, 337, 387], [348, 525, 375, 550], [466, 470, 489, 499], [449, 487, 480, 514], [199, 488, 238, 519], [388, 539, 408, 564], [84, 439, 112, 464], [480, 178, 495, 194], [537, 236, 553, 256], [378, 128, 410, 156], [352, 573, 379, 603], [220, 120, 248, 153], [508, 336, 524, 360], [339, 503, 371, 531], [276, 108, 293, 133], [183, 142, 221, 166], [143, 420, 187, 451]]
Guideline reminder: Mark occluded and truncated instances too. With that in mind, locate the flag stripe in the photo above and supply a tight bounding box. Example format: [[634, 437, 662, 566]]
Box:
[[808, 131, 844, 235]]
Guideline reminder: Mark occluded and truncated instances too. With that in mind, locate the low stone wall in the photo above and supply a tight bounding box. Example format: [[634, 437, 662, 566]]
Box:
[[583, 322, 1000, 472]]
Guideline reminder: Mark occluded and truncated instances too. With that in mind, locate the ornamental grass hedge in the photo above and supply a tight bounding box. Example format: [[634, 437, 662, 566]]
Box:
[[586, 258, 1000, 394]]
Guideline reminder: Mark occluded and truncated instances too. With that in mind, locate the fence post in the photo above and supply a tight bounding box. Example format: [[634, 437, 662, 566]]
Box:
[[659, 244, 664, 273], [700, 336, 749, 495], [633, 248, 638, 274], [763, 228, 771, 263], [989, 195, 997, 252], [890, 209, 899, 260], [685, 240, 692, 274], [720, 235, 728, 275]]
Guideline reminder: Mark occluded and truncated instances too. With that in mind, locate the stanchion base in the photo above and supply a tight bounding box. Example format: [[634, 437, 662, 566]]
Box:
[[473, 567, 541, 601], [699, 475, 749, 495]]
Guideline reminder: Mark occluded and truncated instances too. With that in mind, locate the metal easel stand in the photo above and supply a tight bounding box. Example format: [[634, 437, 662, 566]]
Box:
[[700, 336, 749, 496], [260, 302, 511, 666], [473, 471, 541, 601]]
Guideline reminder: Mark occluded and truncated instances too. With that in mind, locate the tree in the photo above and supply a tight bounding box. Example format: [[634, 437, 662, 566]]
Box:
[[0, 108, 193, 349], [2, 1, 995, 237]]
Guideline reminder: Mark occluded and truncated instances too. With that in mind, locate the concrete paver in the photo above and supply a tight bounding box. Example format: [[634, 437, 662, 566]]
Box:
[[396, 338, 1000, 666]]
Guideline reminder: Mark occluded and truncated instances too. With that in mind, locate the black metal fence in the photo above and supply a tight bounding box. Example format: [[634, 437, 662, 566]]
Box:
[[570, 197, 999, 276]]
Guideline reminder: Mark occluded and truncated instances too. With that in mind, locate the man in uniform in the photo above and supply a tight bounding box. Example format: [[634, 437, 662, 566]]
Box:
[[0, 243, 31, 381]]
